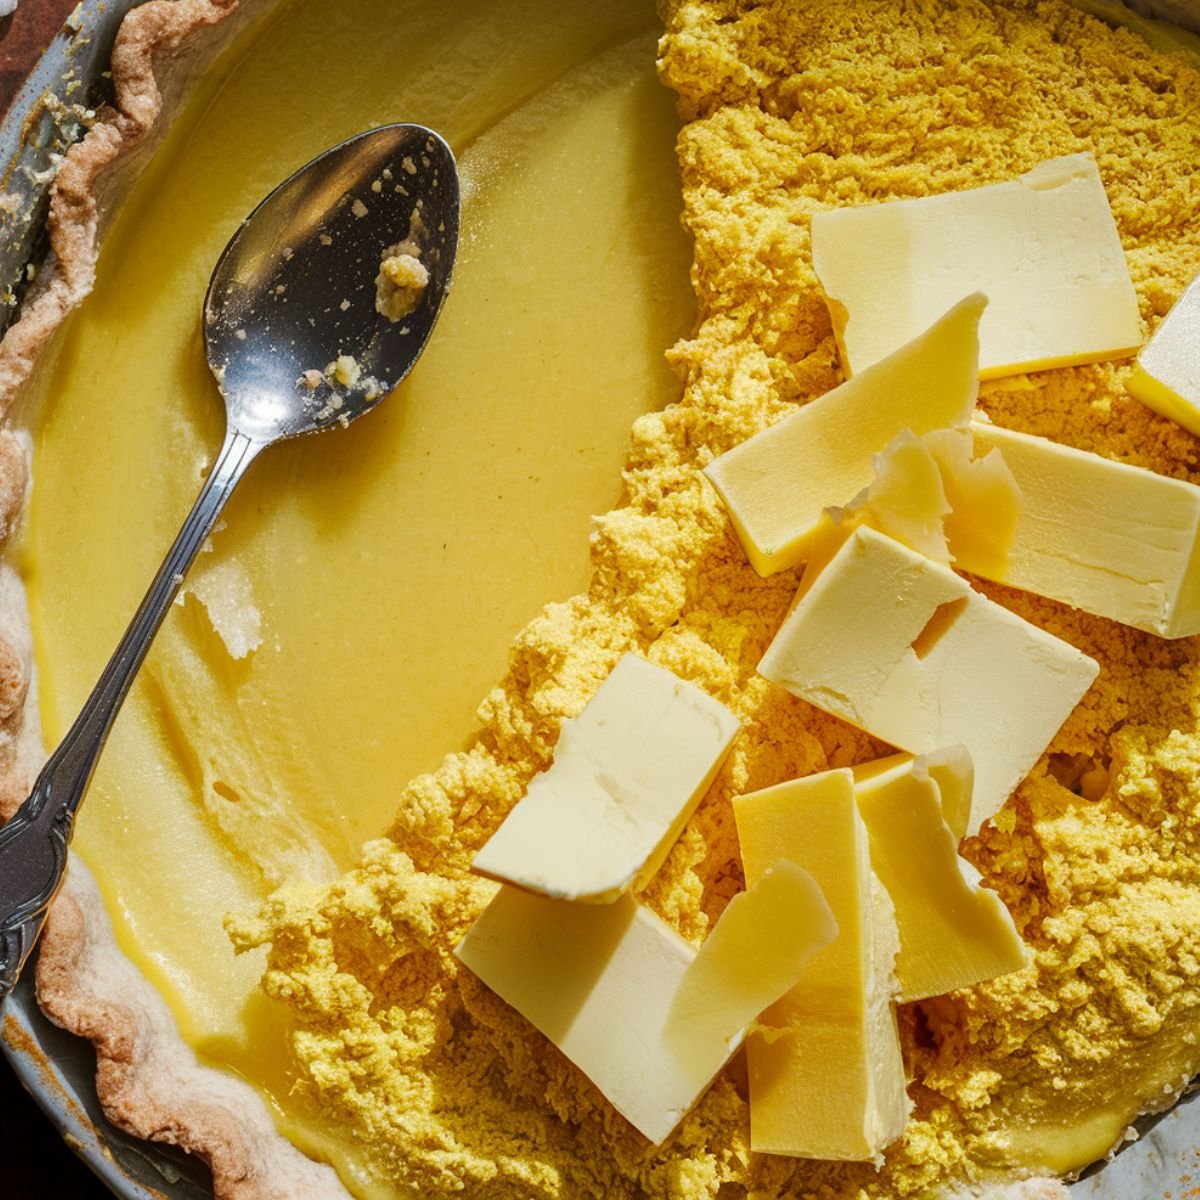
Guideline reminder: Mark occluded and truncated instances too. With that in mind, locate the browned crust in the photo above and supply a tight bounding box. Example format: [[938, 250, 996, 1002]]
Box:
[[36, 864, 349, 1199], [0, 0, 237, 416], [0, 2, 352, 1197]]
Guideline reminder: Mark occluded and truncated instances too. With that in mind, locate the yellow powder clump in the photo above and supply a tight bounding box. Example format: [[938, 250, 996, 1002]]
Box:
[[228, 2, 1200, 1196], [375, 247, 428, 321]]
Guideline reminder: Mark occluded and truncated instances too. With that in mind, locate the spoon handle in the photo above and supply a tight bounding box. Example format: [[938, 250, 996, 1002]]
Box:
[[0, 427, 264, 999]]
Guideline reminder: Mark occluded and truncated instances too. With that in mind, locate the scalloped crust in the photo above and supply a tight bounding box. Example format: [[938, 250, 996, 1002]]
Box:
[[0, 2, 349, 1196]]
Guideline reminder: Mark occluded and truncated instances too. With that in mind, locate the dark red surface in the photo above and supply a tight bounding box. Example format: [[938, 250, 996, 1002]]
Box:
[[1, 11, 114, 1199], [0, 0, 81, 104]]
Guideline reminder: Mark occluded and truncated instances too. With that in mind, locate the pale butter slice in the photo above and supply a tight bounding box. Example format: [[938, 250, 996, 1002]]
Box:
[[759, 527, 1099, 834], [971, 420, 1200, 638], [666, 860, 837, 1059], [456, 872, 834, 1145], [734, 771, 907, 1160], [1127, 274, 1200, 436], [922, 427, 1021, 579], [703, 294, 982, 576], [829, 429, 953, 567], [471, 653, 739, 902], [811, 153, 1141, 379], [851, 749, 1030, 1002], [800, 427, 1020, 593]]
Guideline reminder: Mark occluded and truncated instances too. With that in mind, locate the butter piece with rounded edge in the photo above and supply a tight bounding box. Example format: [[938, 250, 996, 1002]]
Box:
[[1127, 274, 1200, 435], [759, 527, 1099, 834], [921, 742, 973, 842], [666, 860, 837, 1064], [850, 748, 1031, 1002], [734, 770, 906, 1160], [456, 866, 835, 1146], [702, 295, 982, 577], [471, 653, 739, 902], [812, 153, 1141, 379], [971, 420, 1200, 638]]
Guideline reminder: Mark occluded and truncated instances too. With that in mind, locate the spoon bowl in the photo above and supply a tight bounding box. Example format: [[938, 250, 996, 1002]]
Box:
[[205, 123, 459, 442]]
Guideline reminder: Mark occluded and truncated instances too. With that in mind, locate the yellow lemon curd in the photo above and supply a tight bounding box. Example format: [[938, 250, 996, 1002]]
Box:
[[21, 0, 692, 1177]]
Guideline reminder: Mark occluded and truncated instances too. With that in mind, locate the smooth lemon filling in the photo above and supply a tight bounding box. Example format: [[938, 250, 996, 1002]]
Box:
[[20, 0, 691, 1173]]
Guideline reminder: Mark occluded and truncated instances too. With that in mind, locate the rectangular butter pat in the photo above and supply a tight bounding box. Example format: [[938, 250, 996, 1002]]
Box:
[[851, 749, 1030, 1002], [758, 527, 1099, 834], [703, 294, 982, 576], [456, 890, 715, 1144], [811, 153, 1141, 379], [457, 872, 834, 1146], [734, 771, 907, 1159], [1128, 273, 1200, 436], [471, 654, 740, 901], [971, 421, 1200, 638]]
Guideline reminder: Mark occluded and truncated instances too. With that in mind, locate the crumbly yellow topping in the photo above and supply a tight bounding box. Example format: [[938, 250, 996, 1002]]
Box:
[[327, 353, 361, 389], [375, 249, 428, 321], [229, 2, 1200, 1196]]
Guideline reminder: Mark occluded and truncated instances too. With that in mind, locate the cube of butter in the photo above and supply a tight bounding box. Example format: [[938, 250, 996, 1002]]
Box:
[[734, 771, 907, 1160], [1127, 274, 1200, 436], [851, 749, 1030, 1002], [758, 527, 1099, 833], [704, 293, 983, 576], [811, 153, 1141, 379], [456, 869, 835, 1145], [971, 420, 1200, 638], [471, 653, 740, 902]]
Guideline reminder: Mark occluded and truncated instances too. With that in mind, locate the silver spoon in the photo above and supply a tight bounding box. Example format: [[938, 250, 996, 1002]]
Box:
[[0, 122, 460, 997]]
